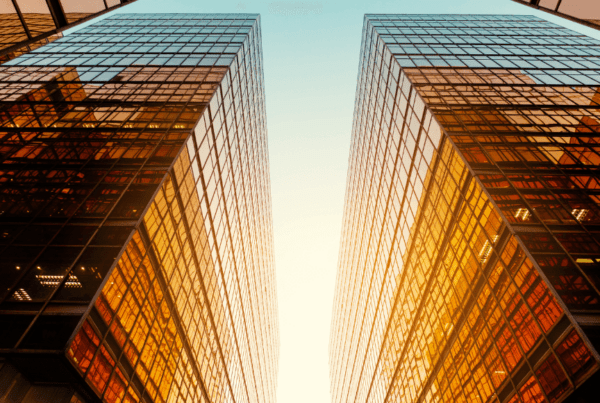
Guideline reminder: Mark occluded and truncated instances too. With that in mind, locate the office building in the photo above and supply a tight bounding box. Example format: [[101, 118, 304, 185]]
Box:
[[512, 1, 600, 31], [330, 14, 600, 403], [0, 13, 279, 403], [0, 0, 138, 64]]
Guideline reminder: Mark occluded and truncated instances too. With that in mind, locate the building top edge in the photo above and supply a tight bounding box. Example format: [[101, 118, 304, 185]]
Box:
[[364, 14, 537, 17], [364, 14, 542, 21], [111, 13, 260, 19]]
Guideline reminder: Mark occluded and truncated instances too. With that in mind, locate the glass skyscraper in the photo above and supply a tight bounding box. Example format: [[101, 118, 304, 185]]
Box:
[[0, 0, 138, 64], [511, 1, 600, 31], [330, 14, 600, 403], [0, 13, 279, 403]]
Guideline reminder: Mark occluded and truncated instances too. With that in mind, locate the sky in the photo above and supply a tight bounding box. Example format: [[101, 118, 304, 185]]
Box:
[[68, 2, 600, 402]]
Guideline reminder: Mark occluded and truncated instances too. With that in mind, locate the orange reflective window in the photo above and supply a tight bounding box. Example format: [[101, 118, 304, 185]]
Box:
[[518, 376, 545, 403], [123, 388, 140, 403], [86, 345, 115, 395], [506, 393, 520, 403], [556, 329, 598, 385], [510, 303, 541, 352], [535, 354, 570, 403], [110, 320, 127, 348], [104, 367, 127, 403], [95, 294, 113, 325], [124, 339, 140, 368], [67, 320, 99, 374], [497, 326, 522, 372]]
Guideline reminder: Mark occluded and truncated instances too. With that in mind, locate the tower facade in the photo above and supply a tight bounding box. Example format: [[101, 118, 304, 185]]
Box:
[[0, 0, 138, 64], [330, 14, 600, 403], [0, 13, 279, 403]]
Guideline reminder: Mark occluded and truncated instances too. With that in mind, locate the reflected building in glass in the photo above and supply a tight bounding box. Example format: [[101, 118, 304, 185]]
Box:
[[512, 1, 600, 31], [330, 14, 600, 403], [0, 0, 138, 64], [0, 13, 279, 403]]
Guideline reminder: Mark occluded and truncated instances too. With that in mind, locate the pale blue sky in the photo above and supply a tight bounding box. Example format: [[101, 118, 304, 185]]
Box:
[[68, 2, 600, 402]]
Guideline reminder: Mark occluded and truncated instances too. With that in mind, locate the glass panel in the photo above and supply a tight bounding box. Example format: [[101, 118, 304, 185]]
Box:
[[540, 0, 560, 10], [15, 0, 55, 37], [59, 0, 106, 24], [559, 0, 600, 21], [0, 0, 28, 50]]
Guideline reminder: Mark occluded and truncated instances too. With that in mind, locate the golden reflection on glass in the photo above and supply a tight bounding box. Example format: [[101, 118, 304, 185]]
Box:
[[0, 14, 277, 403], [331, 14, 600, 403]]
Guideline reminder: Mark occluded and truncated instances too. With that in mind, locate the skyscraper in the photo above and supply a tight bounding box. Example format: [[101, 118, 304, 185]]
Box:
[[330, 14, 600, 403], [511, 1, 600, 31], [0, 13, 279, 403], [0, 0, 138, 64]]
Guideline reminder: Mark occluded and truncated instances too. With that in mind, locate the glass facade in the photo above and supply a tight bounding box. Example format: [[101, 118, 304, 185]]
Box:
[[0, 0, 138, 64], [330, 14, 600, 403], [0, 13, 278, 403], [512, 1, 600, 31]]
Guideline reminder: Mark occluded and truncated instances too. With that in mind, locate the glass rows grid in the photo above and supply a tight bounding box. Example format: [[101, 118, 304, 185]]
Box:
[[366, 14, 600, 85], [0, 32, 64, 65], [330, 14, 600, 403], [385, 15, 600, 317], [0, 14, 278, 403], [4, 14, 260, 69]]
